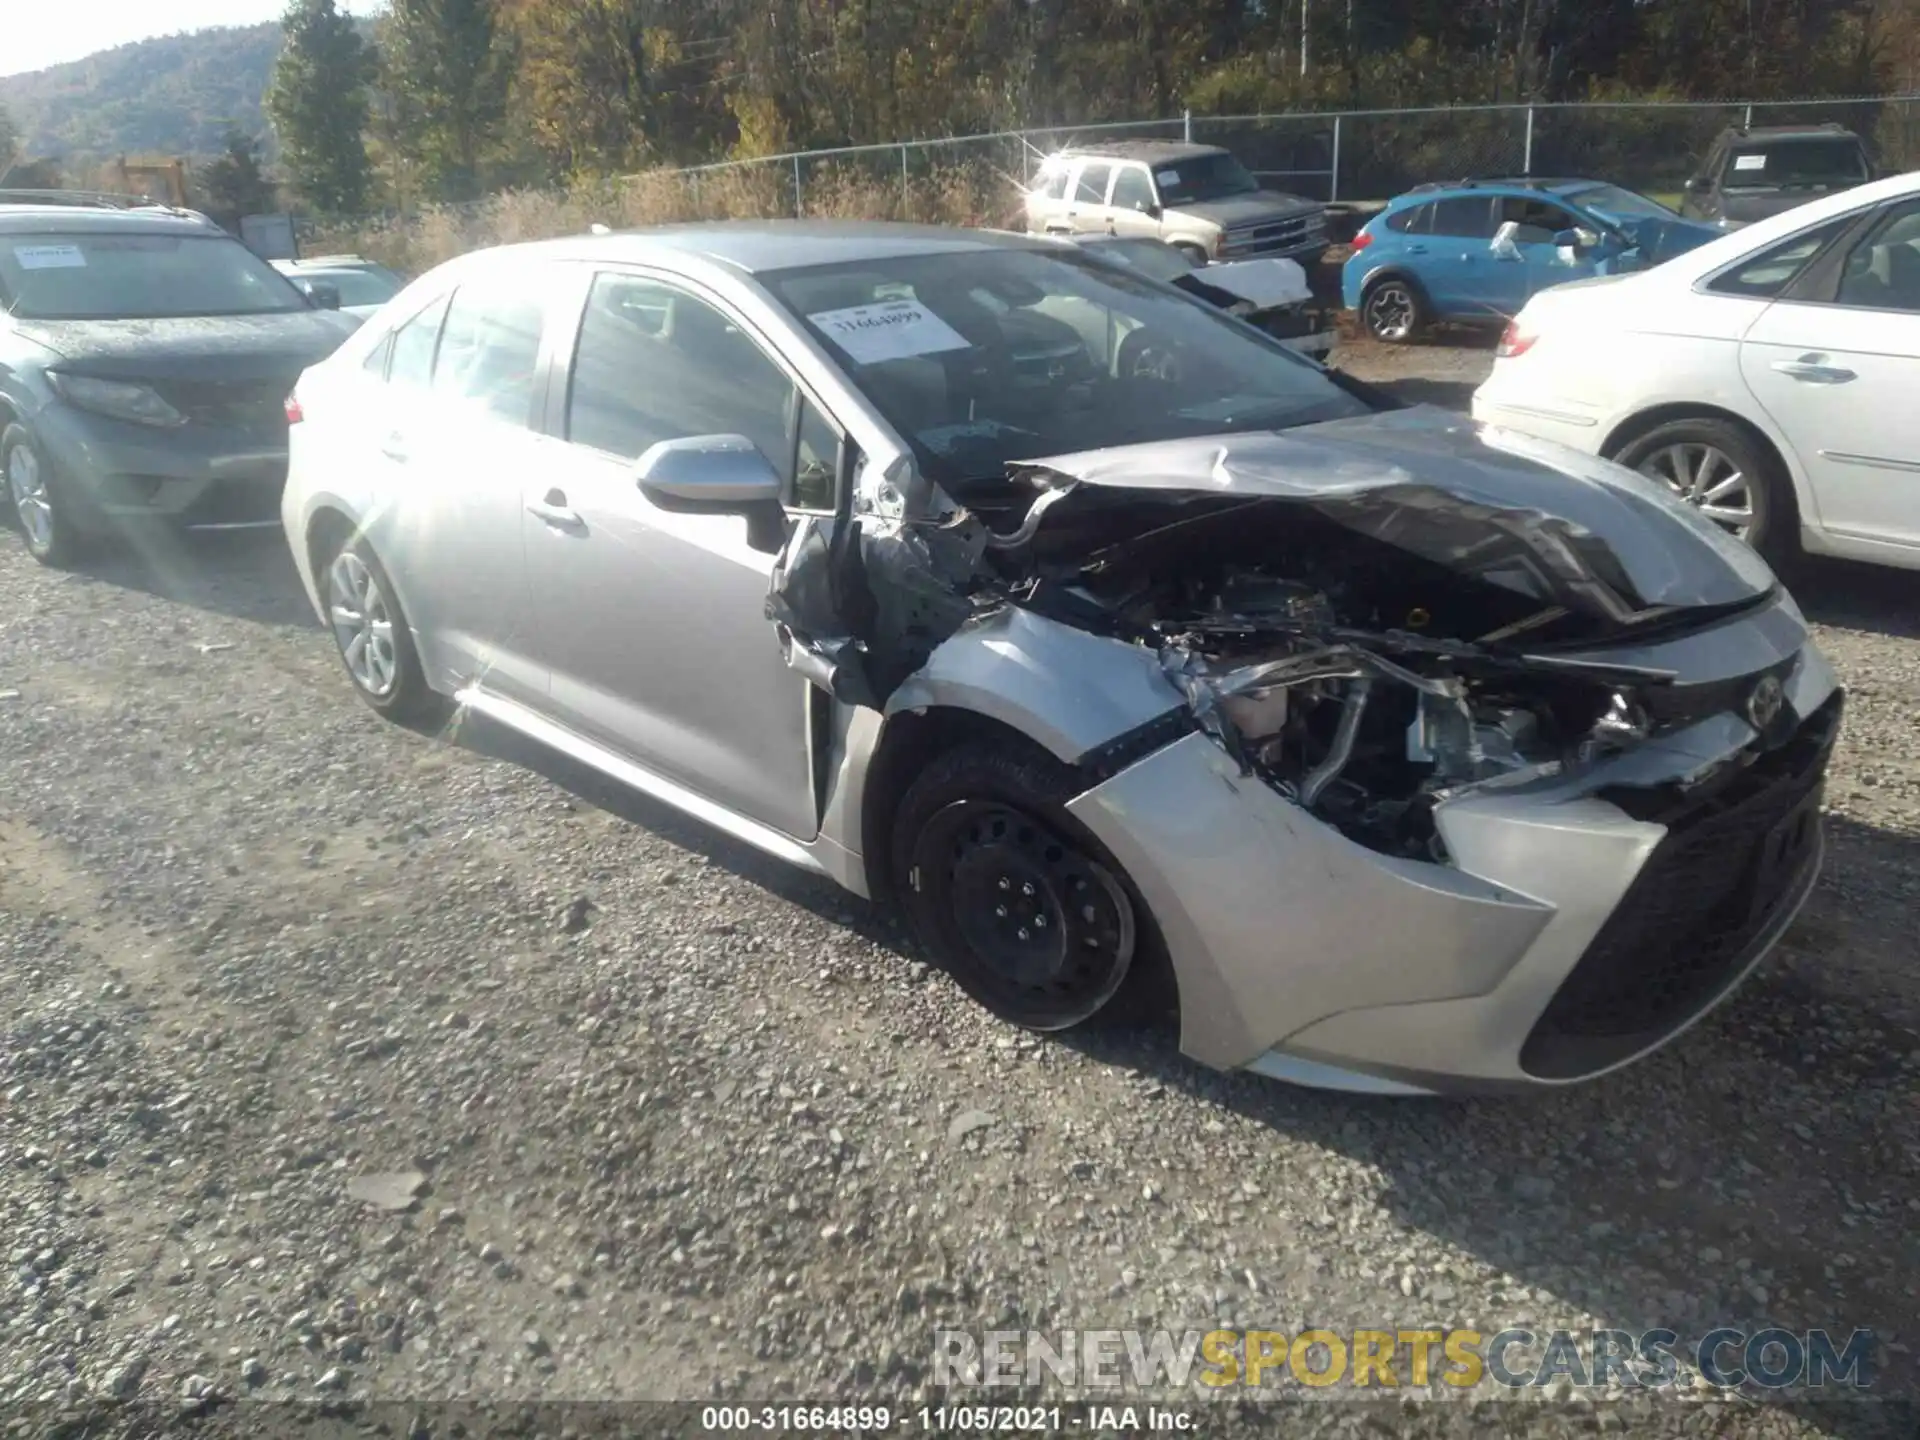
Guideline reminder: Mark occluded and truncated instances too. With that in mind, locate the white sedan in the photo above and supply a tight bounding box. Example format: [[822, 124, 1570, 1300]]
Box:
[[1472, 171, 1920, 571]]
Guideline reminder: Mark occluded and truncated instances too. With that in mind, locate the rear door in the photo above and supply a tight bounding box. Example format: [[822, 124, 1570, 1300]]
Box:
[[1421, 195, 1501, 318], [1739, 196, 1920, 550], [520, 266, 842, 840]]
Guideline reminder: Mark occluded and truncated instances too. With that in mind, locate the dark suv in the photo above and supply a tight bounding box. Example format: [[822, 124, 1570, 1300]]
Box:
[[0, 198, 361, 566], [1679, 123, 1874, 229]]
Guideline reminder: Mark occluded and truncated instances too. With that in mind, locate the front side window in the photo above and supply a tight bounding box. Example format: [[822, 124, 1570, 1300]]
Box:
[[1073, 163, 1113, 205], [768, 247, 1373, 491], [793, 397, 840, 511], [1033, 165, 1071, 202], [1498, 196, 1581, 245], [431, 276, 546, 427], [387, 292, 452, 389], [566, 272, 797, 477], [1153, 152, 1261, 207], [1384, 203, 1431, 234], [1706, 216, 1853, 298], [0, 232, 311, 320], [1834, 199, 1920, 313], [1110, 167, 1156, 212]]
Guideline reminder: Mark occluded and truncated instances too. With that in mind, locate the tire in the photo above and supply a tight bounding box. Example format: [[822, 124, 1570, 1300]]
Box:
[[321, 535, 448, 726], [3, 423, 87, 568], [890, 739, 1173, 1032], [1609, 417, 1799, 567], [1359, 274, 1426, 344]]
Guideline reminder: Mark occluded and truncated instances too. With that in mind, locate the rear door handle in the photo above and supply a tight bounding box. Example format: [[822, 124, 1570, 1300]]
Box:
[[1772, 355, 1856, 385], [526, 488, 585, 531]]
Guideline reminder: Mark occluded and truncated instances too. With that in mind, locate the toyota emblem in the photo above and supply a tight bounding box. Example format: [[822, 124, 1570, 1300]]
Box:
[[1746, 674, 1786, 731]]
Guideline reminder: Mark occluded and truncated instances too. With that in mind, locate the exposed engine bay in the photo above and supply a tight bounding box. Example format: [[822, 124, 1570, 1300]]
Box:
[[771, 414, 1787, 863]]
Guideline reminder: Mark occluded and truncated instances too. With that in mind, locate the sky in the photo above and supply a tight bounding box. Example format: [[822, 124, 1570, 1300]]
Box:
[[2, 0, 385, 78]]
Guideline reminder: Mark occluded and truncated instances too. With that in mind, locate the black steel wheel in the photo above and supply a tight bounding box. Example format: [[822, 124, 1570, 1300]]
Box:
[[890, 741, 1169, 1031]]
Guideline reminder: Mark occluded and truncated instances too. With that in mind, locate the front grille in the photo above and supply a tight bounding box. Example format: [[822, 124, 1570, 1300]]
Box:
[[156, 377, 296, 434], [1520, 691, 1842, 1080], [1221, 213, 1325, 256]]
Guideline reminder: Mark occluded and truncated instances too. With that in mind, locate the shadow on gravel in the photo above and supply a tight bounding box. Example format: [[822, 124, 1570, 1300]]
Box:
[[443, 707, 902, 952], [73, 526, 320, 629], [1372, 375, 1486, 411], [1792, 557, 1920, 642]]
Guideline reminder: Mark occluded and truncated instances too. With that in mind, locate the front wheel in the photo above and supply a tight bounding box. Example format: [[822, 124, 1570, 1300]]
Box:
[[1610, 417, 1798, 566], [890, 740, 1170, 1032], [3, 424, 86, 568], [323, 536, 448, 726]]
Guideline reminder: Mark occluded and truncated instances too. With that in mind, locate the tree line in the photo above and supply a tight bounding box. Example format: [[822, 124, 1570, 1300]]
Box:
[[10, 0, 1916, 217]]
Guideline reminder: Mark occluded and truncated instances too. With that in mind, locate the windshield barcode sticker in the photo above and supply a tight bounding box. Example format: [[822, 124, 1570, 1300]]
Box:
[[1733, 154, 1768, 171], [807, 300, 971, 365], [12, 244, 88, 270]]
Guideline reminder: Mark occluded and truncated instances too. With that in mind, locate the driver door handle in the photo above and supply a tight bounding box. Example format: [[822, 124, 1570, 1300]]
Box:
[[1771, 355, 1856, 385], [526, 488, 585, 531]]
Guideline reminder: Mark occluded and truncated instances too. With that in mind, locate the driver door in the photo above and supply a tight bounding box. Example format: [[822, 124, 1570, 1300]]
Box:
[[520, 267, 841, 841], [1491, 194, 1602, 312]]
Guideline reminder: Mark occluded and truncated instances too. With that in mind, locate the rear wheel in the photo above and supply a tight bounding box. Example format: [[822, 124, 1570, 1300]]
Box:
[[891, 740, 1171, 1032], [1360, 276, 1426, 344], [3, 424, 86, 568], [1610, 417, 1798, 566], [323, 536, 448, 725]]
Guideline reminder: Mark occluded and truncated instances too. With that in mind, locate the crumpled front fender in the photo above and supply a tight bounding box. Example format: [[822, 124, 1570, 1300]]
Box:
[[883, 606, 1184, 764]]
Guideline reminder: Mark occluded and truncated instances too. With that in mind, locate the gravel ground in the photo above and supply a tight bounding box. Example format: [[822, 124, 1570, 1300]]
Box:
[[2, 346, 1916, 1439]]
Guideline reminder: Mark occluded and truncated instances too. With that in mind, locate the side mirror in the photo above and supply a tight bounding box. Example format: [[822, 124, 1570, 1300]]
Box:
[[634, 434, 787, 553], [1140, 201, 1162, 218], [299, 278, 342, 310]]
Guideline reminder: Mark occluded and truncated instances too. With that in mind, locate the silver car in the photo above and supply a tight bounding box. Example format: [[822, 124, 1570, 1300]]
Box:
[[281, 222, 1842, 1096]]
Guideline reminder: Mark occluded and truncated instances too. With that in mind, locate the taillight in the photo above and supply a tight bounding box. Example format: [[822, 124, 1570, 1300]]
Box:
[[1496, 320, 1537, 359], [284, 393, 304, 424], [1351, 231, 1373, 250]]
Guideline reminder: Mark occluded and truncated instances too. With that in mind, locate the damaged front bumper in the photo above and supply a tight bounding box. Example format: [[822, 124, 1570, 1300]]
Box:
[[1063, 617, 1840, 1094]]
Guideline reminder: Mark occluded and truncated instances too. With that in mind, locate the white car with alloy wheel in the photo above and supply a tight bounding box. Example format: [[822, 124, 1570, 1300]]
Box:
[[1471, 171, 1920, 570]]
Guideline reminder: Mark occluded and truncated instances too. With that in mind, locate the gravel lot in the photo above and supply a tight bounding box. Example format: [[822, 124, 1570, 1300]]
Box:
[[2, 341, 1916, 1438]]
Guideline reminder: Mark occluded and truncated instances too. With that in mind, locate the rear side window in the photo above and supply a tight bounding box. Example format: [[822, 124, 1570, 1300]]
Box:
[[1034, 167, 1070, 201], [1429, 197, 1498, 238], [1384, 203, 1430, 234], [387, 292, 451, 390], [1834, 199, 1920, 313], [431, 276, 547, 428], [1705, 217, 1853, 298], [1073, 162, 1113, 204]]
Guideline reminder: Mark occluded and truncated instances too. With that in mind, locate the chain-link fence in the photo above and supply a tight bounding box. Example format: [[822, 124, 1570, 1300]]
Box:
[[310, 96, 1920, 271]]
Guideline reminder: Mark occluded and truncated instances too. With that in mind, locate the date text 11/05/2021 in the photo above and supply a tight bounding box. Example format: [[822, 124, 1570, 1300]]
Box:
[[699, 1406, 1197, 1432]]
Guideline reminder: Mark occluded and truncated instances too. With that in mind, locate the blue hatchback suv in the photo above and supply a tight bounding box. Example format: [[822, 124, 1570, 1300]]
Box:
[[1341, 177, 1722, 343]]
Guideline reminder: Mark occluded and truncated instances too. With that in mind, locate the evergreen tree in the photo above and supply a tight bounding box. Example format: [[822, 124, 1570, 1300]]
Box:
[[267, 0, 374, 215], [379, 0, 512, 201], [198, 127, 278, 223]]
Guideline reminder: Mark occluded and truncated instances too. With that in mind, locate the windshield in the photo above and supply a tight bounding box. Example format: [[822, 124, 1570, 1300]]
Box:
[[767, 247, 1372, 488], [0, 232, 312, 320], [1154, 152, 1262, 206], [1562, 183, 1676, 220], [1725, 138, 1868, 190]]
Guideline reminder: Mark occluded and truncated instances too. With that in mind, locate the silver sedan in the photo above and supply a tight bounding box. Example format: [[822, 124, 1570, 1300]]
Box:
[[280, 222, 1841, 1096]]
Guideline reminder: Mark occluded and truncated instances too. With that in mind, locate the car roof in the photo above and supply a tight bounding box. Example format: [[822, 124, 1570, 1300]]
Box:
[[0, 204, 223, 236], [1719, 123, 1863, 142], [1401, 176, 1608, 199], [467, 220, 1058, 276], [1049, 140, 1228, 164]]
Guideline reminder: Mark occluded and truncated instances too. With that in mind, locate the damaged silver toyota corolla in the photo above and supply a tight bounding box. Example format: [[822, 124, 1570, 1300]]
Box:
[[283, 222, 1842, 1096]]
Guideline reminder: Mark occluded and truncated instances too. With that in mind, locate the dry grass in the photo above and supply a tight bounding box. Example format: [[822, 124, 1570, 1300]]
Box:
[[307, 159, 1025, 275]]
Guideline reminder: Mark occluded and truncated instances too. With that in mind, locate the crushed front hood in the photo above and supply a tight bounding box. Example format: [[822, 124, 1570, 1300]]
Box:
[[1009, 405, 1777, 623]]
